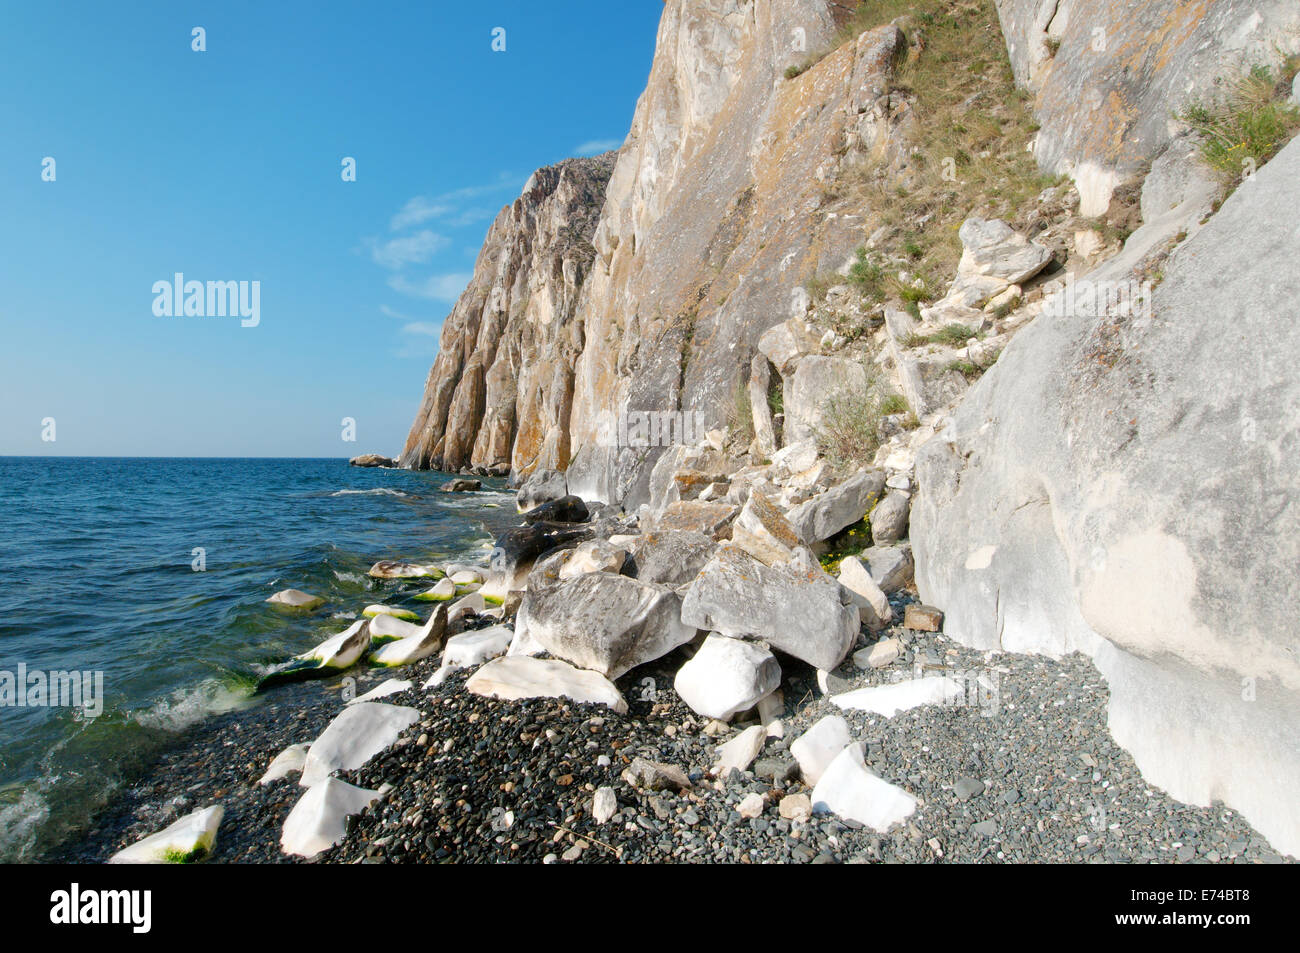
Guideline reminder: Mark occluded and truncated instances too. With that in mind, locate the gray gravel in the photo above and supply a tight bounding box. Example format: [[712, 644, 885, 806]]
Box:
[[51, 598, 1294, 864]]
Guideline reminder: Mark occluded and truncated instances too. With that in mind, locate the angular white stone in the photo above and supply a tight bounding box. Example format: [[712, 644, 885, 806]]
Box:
[[424, 624, 514, 687], [674, 634, 781, 721], [366, 612, 424, 643], [346, 679, 413, 705], [789, 714, 851, 785], [737, 792, 766, 818], [838, 556, 894, 631], [811, 742, 917, 832], [713, 724, 767, 776], [414, 578, 457, 601], [853, 637, 901, 670], [448, 591, 486, 621], [280, 777, 380, 859], [109, 805, 224, 863], [465, 656, 627, 714], [259, 742, 311, 784], [592, 786, 618, 824], [299, 702, 420, 788], [831, 676, 964, 717], [450, 569, 484, 585], [298, 619, 371, 670], [369, 607, 446, 667]]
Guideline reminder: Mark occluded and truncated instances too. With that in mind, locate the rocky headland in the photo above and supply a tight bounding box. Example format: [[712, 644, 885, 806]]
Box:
[[79, 0, 1300, 863]]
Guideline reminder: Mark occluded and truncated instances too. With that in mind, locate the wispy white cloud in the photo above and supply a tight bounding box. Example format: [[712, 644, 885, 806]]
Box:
[[389, 174, 522, 231], [365, 229, 448, 269], [574, 138, 623, 156], [401, 321, 442, 336], [388, 272, 474, 302]]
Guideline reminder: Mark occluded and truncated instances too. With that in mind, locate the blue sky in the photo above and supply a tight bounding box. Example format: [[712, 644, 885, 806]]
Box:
[[0, 0, 661, 457]]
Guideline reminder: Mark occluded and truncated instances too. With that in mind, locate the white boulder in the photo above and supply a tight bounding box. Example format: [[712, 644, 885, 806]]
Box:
[[673, 634, 781, 721], [465, 656, 628, 714], [811, 742, 917, 832], [280, 777, 381, 859], [789, 714, 851, 785], [108, 805, 224, 864], [299, 702, 420, 788]]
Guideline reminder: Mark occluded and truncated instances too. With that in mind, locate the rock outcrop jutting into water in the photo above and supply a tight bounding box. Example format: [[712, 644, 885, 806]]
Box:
[[400, 153, 617, 475]]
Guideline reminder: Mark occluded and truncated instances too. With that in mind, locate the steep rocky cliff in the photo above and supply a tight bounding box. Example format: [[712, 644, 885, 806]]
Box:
[[399, 153, 615, 473]]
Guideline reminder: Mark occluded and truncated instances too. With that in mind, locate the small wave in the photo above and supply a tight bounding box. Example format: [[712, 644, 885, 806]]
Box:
[[130, 677, 256, 732], [330, 611, 358, 620], [330, 488, 410, 498], [0, 785, 49, 863], [332, 570, 366, 584]]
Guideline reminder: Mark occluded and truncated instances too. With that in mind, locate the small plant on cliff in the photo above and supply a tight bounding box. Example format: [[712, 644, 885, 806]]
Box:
[[1181, 59, 1300, 187], [727, 375, 755, 445], [815, 370, 889, 472]]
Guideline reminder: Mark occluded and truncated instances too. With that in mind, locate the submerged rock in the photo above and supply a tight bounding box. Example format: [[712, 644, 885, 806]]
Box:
[[349, 453, 396, 468], [368, 560, 443, 580], [258, 619, 371, 690], [369, 606, 447, 667], [362, 604, 420, 622], [266, 589, 325, 610], [441, 478, 482, 492]]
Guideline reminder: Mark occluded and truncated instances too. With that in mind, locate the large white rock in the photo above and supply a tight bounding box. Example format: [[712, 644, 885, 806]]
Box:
[[831, 676, 964, 717], [517, 572, 697, 680], [299, 702, 420, 788], [789, 715, 852, 786], [681, 544, 859, 672], [712, 724, 767, 776], [811, 742, 917, 831], [280, 777, 381, 859], [369, 606, 447, 667], [838, 556, 894, 631], [786, 471, 886, 545], [912, 138, 1300, 856], [559, 539, 627, 579], [266, 589, 324, 610], [424, 624, 514, 687], [673, 634, 781, 721], [108, 805, 224, 863], [465, 656, 628, 713], [259, 742, 311, 784], [263, 619, 370, 685]]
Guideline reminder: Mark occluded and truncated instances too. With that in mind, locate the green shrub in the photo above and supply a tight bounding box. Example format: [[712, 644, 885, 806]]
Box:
[[1181, 61, 1300, 186]]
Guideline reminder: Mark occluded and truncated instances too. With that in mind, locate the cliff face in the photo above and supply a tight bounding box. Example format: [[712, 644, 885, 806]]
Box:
[[995, 0, 1300, 214], [566, 0, 914, 506], [399, 154, 615, 473]]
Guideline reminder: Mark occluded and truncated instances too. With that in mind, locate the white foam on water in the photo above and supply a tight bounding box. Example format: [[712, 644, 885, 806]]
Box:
[[0, 784, 50, 862], [131, 677, 256, 732], [332, 570, 365, 584], [329, 488, 410, 498]]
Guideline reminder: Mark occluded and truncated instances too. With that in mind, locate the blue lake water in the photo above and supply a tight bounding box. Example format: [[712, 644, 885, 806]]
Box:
[[0, 457, 518, 861]]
